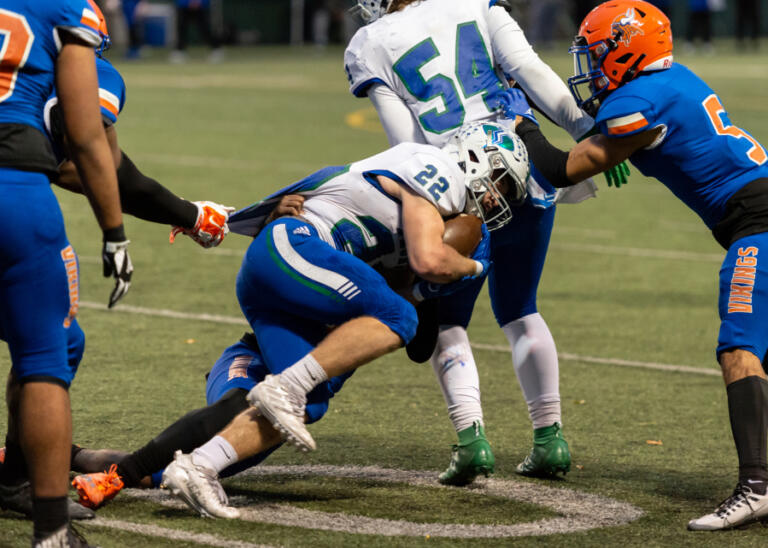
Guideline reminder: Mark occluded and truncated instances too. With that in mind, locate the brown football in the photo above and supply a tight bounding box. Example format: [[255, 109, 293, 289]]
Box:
[[443, 214, 482, 257]]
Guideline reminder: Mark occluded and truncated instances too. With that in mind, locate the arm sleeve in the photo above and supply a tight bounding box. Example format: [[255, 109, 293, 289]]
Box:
[[515, 119, 574, 188], [117, 152, 198, 227], [368, 84, 427, 146], [488, 6, 594, 140]]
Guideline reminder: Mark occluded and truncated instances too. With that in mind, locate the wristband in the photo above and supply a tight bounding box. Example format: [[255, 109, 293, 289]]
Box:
[[103, 224, 126, 242]]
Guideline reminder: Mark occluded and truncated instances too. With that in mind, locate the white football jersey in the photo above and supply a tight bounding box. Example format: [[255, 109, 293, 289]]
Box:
[[345, 0, 503, 148], [228, 142, 467, 270]]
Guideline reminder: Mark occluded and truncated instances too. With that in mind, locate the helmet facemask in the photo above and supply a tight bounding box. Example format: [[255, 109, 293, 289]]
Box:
[[350, 0, 394, 23], [568, 36, 613, 117], [452, 122, 530, 232]]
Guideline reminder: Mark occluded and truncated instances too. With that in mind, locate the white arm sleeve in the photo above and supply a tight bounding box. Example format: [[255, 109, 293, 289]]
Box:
[[368, 84, 427, 146], [488, 6, 594, 140]]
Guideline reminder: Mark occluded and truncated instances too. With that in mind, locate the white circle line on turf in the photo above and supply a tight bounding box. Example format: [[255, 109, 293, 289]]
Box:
[[89, 517, 277, 548], [123, 465, 643, 538], [78, 301, 720, 377]]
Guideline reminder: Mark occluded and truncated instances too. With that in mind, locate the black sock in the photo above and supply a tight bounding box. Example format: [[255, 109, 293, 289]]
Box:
[[118, 388, 249, 486], [0, 440, 27, 486], [32, 496, 69, 539], [727, 375, 768, 494]]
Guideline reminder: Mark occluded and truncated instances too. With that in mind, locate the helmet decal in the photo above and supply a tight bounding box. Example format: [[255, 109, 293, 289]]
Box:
[[612, 8, 645, 46]]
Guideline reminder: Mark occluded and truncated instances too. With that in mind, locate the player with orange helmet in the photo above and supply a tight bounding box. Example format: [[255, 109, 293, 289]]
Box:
[[567, 0, 673, 116], [499, 0, 768, 532]]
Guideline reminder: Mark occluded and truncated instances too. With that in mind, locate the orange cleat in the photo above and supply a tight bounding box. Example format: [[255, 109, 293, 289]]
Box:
[[0, 446, 5, 464], [71, 464, 125, 509]]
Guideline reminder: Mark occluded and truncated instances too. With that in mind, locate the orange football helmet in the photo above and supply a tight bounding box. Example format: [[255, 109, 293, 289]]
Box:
[[567, 0, 673, 115]]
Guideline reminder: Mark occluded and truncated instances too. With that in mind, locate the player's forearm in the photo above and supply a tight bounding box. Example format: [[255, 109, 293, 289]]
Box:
[[409, 244, 479, 283], [117, 152, 198, 227]]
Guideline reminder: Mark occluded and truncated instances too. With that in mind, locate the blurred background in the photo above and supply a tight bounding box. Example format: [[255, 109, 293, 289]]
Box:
[[99, 0, 768, 61]]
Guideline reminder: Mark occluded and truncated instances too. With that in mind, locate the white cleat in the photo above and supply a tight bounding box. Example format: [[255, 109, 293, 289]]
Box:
[[688, 483, 768, 530], [247, 374, 316, 452], [161, 451, 240, 519]]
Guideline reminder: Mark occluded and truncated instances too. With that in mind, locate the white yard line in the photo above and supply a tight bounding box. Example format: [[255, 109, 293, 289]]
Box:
[[89, 518, 276, 548], [79, 302, 718, 377], [549, 241, 723, 262]]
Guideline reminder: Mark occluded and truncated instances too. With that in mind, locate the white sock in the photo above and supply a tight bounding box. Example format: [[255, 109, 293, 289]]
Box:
[[430, 325, 483, 432], [191, 435, 238, 474], [502, 313, 562, 429], [280, 353, 328, 395]]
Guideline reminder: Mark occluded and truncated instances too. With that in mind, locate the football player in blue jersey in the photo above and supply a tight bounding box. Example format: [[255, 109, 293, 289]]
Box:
[[0, 10, 233, 528], [500, 0, 768, 531], [0, 0, 132, 544]]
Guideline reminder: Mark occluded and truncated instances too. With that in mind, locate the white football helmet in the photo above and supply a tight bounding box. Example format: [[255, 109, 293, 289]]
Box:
[[350, 0, 394, 23], [446, 121, 530, 231]]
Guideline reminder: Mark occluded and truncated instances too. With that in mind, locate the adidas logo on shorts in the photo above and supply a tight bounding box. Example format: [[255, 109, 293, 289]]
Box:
[[293, 226, 311, 237]]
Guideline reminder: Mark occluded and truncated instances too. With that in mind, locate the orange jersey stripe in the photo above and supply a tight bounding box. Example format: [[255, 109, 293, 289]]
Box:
[[99, 96, 119, 117]]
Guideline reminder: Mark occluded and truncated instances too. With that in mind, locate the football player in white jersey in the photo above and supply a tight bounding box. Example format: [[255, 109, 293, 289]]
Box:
[[344, 0, 630, 484], [154, 123, 528, 518]]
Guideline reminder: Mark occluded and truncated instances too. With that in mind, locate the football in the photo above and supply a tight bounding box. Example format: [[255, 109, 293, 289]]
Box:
[[443, 214, 483, 257]]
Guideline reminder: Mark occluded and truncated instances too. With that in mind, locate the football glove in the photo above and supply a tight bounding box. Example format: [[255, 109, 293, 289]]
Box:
[[102, 225, 133, 309], [169, 201, 235, 248], [496, 88, 538, 126], [578, 126, 631, 187]]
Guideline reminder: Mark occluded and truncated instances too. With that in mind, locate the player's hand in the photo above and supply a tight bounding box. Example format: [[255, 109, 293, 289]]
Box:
[[169, 201, 235, 248], [102, 225, 133, 308], [603, 161, 631, 187], [497, 88, 538, 125], [469, 224, 491, 274], [266, 194, 305, 224]]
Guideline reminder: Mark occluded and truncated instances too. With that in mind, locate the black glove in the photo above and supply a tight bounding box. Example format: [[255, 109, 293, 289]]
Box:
[[102, 225, 133, 308]]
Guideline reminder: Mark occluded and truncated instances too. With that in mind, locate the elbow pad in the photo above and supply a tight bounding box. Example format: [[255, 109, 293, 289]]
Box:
[[515, 119, 574, 188]]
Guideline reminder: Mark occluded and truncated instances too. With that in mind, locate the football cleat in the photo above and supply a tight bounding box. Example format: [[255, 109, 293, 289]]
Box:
[[71, 464, 124, 509], [438, 421, 495, 486], [247, 374, 315, 452], [0, 446, 5, 464], [515, 423, 571, 478], [687, 483, 768, 530], [0, 481, 94, 520], [161, 451, 239, 519], [169, 201, 235, 248]]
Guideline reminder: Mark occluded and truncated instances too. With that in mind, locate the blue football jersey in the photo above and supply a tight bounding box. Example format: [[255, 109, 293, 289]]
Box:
[[43, 56, 126, 162], [0, 0, 102, 133], [595, 63, 768, 229]]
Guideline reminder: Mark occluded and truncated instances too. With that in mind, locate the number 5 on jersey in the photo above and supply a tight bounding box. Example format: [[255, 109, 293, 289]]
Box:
[[0, 9, 35, 103], [703, 94, 767, 165]]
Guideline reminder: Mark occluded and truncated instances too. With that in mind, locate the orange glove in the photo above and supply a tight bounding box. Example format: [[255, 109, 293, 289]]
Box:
[[169, 201, 235, 248]]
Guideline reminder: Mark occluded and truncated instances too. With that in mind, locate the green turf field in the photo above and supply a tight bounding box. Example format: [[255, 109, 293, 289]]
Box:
[[2, 42, 768, 547]]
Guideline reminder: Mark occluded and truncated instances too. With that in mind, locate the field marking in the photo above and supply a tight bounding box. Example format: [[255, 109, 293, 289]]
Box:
[[89, 517, 275, 548], [123, 465, 643, 538], [470, 343, 722, 377], [79, 301, 719, 377], [549, 241, 723, 263]]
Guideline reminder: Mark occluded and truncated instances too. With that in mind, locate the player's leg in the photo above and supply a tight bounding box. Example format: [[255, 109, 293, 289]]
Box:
[[689, 232, 768, 530], [0, 174, 82, 541], [429, 279, 495, 486], [488, 204, 570, 477], [240, 219, 416, 451]]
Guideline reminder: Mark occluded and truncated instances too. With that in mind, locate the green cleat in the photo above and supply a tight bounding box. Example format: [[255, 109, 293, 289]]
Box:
[[438, 421, 495, 486], [515, 422, 571, 478]]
